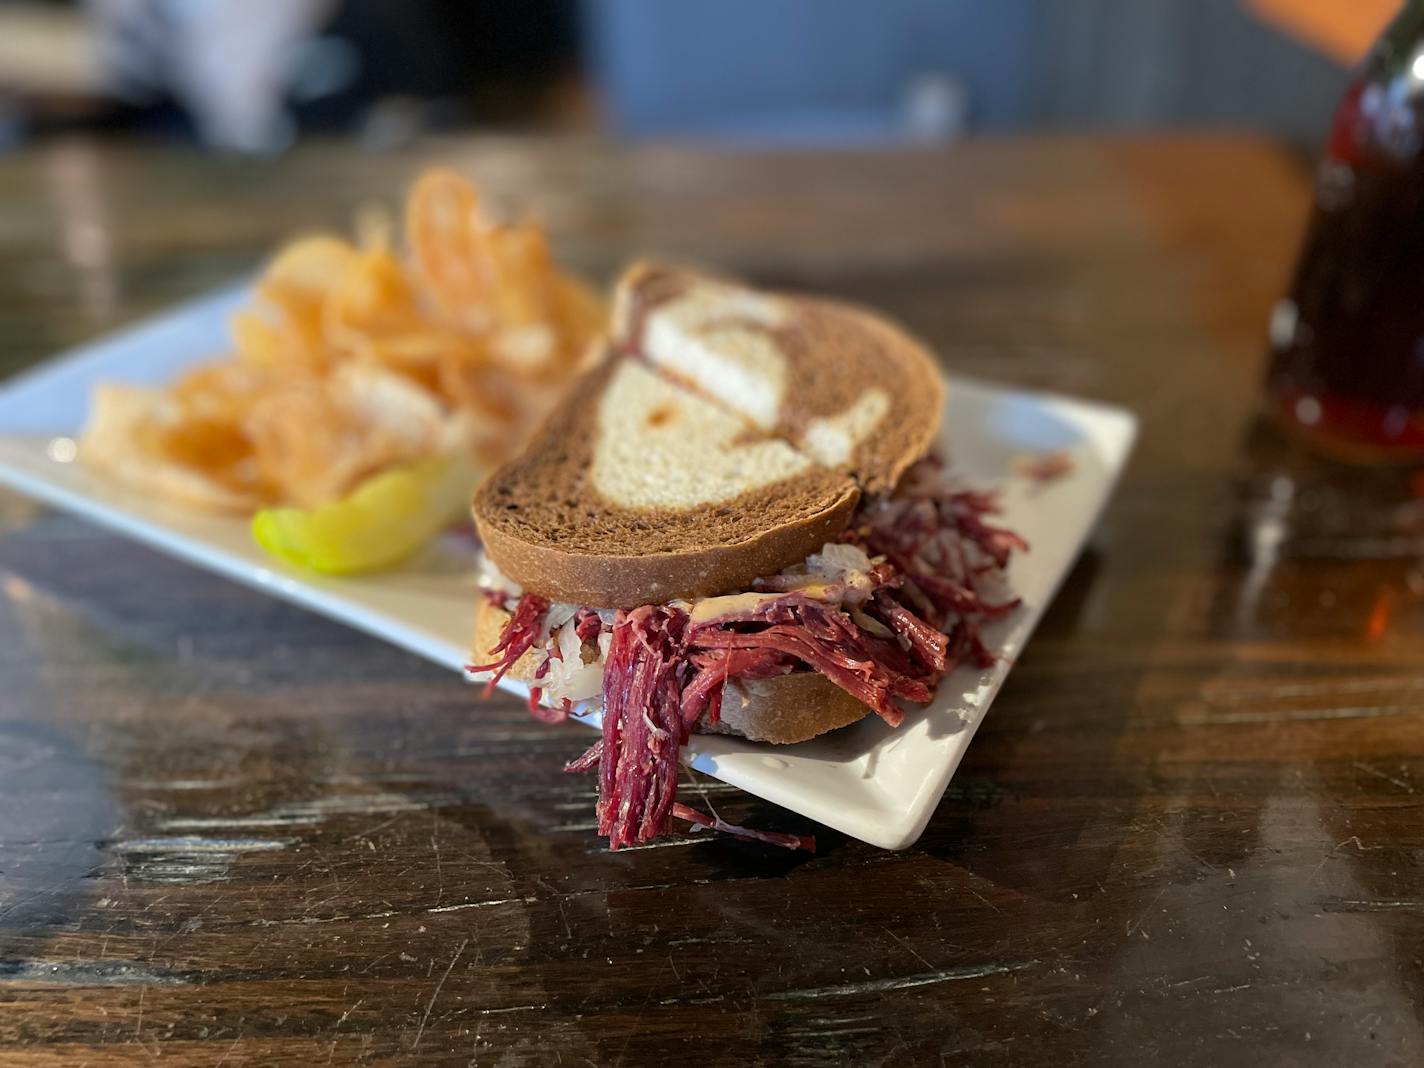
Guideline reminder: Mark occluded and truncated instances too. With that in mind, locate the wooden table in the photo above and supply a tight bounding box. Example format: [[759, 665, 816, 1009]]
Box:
[[2, 136, 1422, 1066]]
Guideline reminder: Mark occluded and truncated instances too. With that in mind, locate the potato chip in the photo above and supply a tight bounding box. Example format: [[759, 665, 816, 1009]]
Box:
[[234, 236, 361, 372], [406, 168, 493, 331], [552, 274, 607, 366], [324, 244, 464, 392], [82, 167, 606, 570], [486, 223, 555, 330], [244, 364, 465, 510], [82, 385, 262, 512]]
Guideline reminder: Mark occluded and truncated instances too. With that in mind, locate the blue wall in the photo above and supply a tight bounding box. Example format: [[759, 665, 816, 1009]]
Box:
[[585, 0, 1036, 137], [583, 0, 1349, 146]]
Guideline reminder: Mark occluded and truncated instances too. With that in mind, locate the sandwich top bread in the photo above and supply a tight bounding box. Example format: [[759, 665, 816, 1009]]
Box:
[[473, 357, 861, 607], [474, 263, 945, 606]]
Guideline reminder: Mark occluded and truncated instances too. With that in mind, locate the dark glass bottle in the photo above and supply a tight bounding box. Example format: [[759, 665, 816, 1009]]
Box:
[[1265, 0, 1424, 462]]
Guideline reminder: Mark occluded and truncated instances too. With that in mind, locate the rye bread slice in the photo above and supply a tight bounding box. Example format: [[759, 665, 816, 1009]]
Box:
[[614, 261, 944, 493], [473, 354, 861, 607]]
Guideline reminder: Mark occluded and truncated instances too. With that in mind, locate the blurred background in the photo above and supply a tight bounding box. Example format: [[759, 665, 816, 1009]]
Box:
[[0, 0, 1399, 154]]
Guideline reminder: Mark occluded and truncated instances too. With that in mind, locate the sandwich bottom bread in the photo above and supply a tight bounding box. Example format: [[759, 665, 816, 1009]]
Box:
[[475, 600, 871, 745], [469, 456, 1026, 851]]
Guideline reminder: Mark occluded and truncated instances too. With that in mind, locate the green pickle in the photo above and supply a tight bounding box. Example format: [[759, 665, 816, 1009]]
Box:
[[253, 454, 480, 573]]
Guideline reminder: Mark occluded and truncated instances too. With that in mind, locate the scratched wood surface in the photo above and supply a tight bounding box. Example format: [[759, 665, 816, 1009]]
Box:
[[2, 136, 1423, 1066]]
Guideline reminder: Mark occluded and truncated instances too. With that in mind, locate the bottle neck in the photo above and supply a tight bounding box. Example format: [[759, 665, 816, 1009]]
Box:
[[1374, 1, 1424, 73]]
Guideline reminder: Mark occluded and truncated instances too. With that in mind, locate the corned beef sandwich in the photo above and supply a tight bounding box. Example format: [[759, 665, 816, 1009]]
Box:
[[468, 262, 1025, 850]]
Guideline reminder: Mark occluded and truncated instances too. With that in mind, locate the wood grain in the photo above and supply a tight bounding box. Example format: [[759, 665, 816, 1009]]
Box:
[[3, 135, 1423, 1066]]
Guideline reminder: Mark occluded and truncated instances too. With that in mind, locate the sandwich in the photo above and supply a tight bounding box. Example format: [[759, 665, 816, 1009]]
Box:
[[467, 262, 1026, 850]]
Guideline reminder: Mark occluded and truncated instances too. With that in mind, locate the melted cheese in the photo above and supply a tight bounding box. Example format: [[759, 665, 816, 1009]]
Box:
[[785, 580, 837, 599], [688, 591, 784, 624], [687, 581, 841, 624]]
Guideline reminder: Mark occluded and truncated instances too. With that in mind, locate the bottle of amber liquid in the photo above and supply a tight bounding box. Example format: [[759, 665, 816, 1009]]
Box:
[[1266, 0, 1424, 462]]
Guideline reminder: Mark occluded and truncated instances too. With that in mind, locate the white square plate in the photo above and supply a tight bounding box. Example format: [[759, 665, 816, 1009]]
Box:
[[0, 287, 1136, 849]]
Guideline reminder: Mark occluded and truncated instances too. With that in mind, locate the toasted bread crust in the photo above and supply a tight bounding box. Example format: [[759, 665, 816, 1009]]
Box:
[[476, 482, 859, 608], [474, 600, 870, 745]]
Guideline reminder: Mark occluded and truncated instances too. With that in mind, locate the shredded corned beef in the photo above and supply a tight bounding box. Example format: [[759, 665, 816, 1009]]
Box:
[[680, 647, 790, 727], [844, 458, 1027, 667], [1016, 450, 1075, 482], [562, 738, 602, 773], [527, 639, 573, 725], [672, 803, 816, 852], [467, 593, 549, 689], [466, 592, 577, 724], [592, 606, 688, 849], [686, 596, 922, 727], [574, 608, 603, 643], [472, 458, 1025, 852]]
